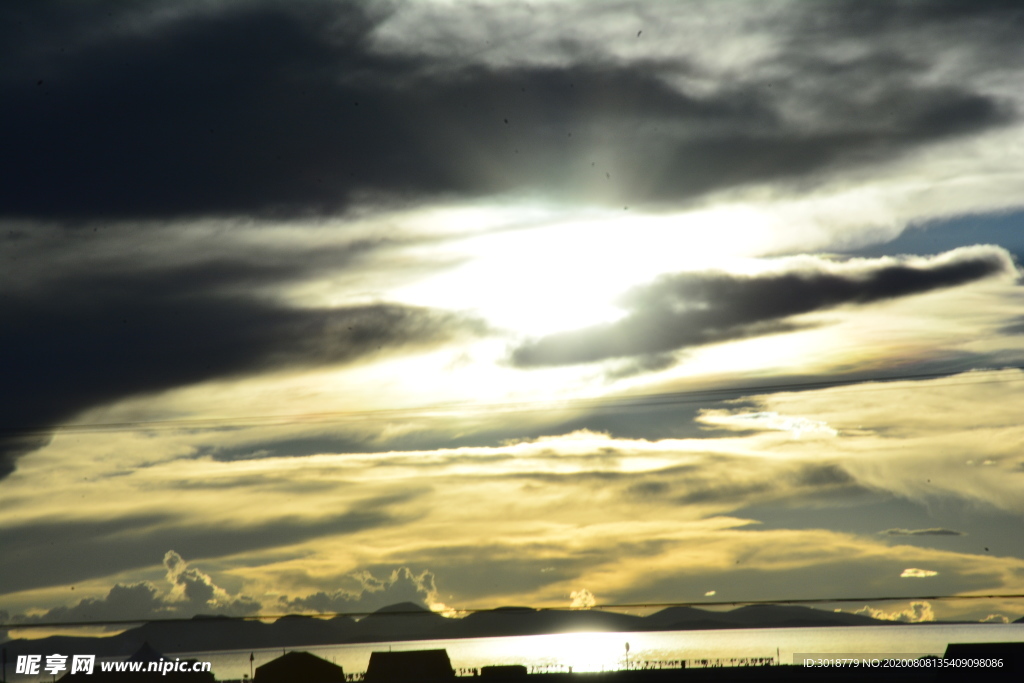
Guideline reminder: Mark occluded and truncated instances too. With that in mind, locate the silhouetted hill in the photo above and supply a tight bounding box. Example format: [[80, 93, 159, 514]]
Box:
[[724, 604, 888, 628], [129, 615, 268, 652], [266, 613, 358, 645], [122, 613, 359, 652], [644, 604, 888, 631], [355, 602, 448, 641], [0, 602, 1006, 659], [0, 614, 358, 660], [644, 606, 737, 631], [454, 607, 644, 638], [367, 602, 434, 616]]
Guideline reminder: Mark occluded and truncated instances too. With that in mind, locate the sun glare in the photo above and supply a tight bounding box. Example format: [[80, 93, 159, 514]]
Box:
[[392, 204, 770, 338], [533, 631, 635, 673]]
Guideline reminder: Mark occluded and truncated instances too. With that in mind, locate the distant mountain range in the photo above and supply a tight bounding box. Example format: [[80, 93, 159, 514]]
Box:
[[2, 603, 1021, 659]]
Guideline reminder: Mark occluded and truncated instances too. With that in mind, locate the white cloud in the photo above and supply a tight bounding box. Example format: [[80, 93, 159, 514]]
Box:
[[702, 411, 838, 438], [854, 601, 935, 623], [900, 568, 939, 578], [980, 613, 1010, 623], [162, 551, 261, 616], [570, 589, 596, 610]]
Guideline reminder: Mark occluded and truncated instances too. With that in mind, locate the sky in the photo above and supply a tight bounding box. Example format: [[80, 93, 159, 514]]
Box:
[[2, 0, 1024, 637]]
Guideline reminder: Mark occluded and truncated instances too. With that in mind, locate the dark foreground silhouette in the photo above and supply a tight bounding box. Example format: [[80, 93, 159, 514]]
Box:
[[54, 641, 1019, 683], [241, 642, 1023, 683], [44, 643, 1024, 683]]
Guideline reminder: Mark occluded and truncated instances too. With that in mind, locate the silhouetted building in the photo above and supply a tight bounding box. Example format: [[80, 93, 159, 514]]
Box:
[[481, 664, 528, 679], [364, 649, 455, 682], [254, 651, 344, 683]]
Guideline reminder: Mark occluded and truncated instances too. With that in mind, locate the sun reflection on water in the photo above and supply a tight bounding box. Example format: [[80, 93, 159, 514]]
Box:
[[534, 631, 634, 673]]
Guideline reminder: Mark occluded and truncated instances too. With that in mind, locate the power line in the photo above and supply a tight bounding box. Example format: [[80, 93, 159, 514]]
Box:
[[4, 593, 1023, 630], [1, 367, 1022, 438]]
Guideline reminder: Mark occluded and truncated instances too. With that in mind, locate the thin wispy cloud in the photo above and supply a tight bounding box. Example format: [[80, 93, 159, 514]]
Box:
[[883, 529, 964, 537], [900, 568, 939, 579]]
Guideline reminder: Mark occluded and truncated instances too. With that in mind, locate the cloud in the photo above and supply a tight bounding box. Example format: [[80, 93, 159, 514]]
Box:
[[0, 1, 1016, 221], [569, 588, 596, 610], [668, 462, 845, 507], [0, 257, 485, 479], [854, 601, 935, 623], [700, 412, 837, 438], [164, 551, 261, 616], [997, 316, 1024, 335], [519, 518, 1016, 616], [5, 370, 1024, 622], [6, 417, 1023, 623], [741, 368, 1024, 515], [0, 506, 404, 596], [512, 246, 1015, 367], [278, 567, 440, 614], [0, 435, 51, 481], [13, 583, 168, 626], [318, 430, 863, 513], [882, 528, 964, 537], [5, 549, 448, 626], [6, 552, 262, 625], [900, 568, 939, 578], [980, 613, 1010, 623]]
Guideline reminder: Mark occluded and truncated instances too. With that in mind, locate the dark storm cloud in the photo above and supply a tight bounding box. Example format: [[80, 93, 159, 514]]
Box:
[[512, 247, 1014, 368], [0, 0, 1017, 220], [789, 0, 1024, 49], [0, 259, 485, 479]]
